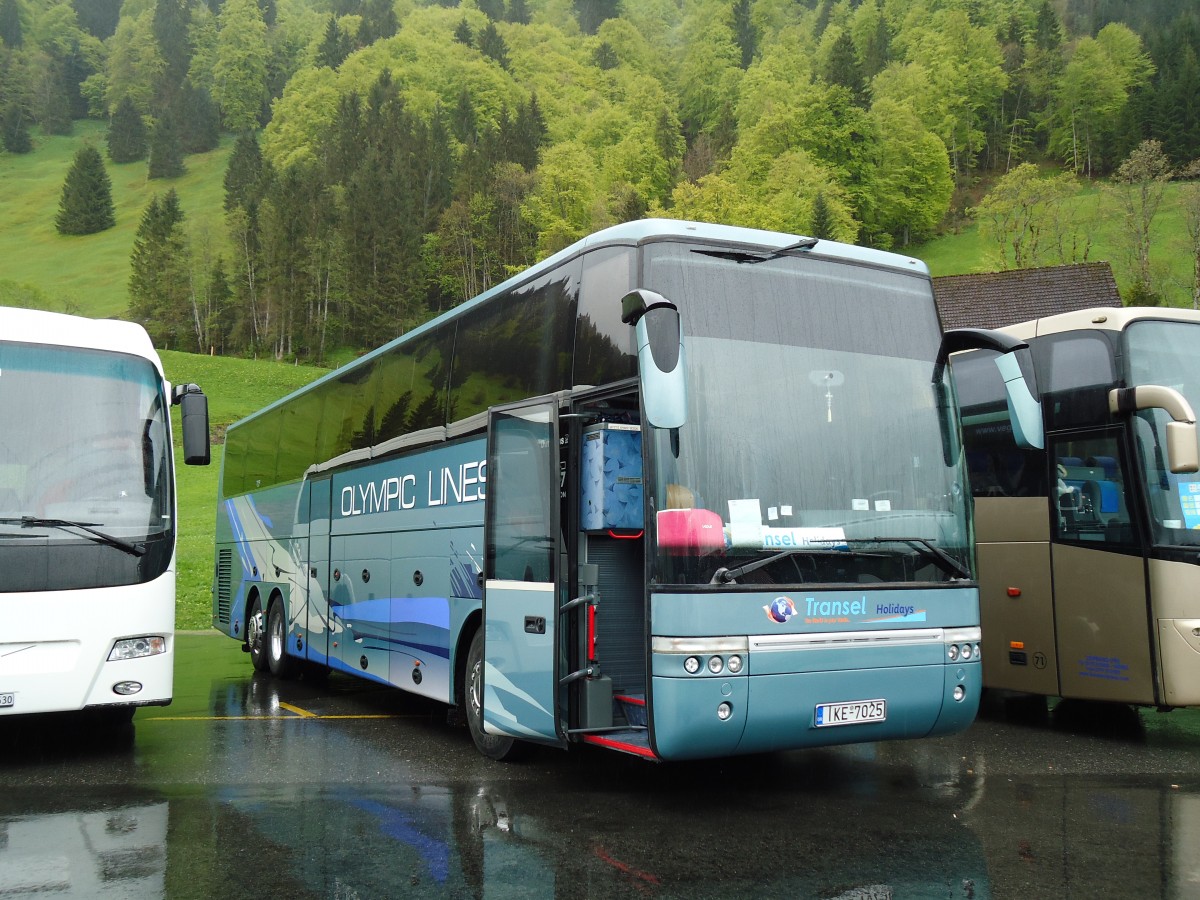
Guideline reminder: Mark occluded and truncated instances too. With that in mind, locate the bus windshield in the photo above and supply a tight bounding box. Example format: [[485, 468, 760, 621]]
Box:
[[1126, 319, 1200, 547], [0, 341, 174, 590], [644, 242, 971, 587]]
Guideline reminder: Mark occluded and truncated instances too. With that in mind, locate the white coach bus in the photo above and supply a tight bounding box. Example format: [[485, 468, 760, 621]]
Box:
[[0, 308, 209, 721]]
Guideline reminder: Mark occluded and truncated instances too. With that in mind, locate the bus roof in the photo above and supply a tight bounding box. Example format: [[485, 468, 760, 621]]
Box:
[[997, 306, 1200, 340], [230, 219, 930, 432], [0, 307, 162, 374]]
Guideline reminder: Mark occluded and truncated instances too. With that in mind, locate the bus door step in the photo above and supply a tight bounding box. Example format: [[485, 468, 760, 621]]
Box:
[[581, 728, 657, 760], [614, 693, 646, 727]]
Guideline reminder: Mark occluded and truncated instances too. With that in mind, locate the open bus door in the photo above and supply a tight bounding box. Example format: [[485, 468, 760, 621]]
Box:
[[482, 399, 566, 747]]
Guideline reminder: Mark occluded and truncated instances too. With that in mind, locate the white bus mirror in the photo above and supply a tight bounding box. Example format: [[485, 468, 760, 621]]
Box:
[[1110, 385, 1199, 474], [622, 290, 688, 429]]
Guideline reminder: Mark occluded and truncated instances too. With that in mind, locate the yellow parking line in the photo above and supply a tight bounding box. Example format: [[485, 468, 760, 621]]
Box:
[[142, 713, 401, 721], [278, 702, 317, 718]]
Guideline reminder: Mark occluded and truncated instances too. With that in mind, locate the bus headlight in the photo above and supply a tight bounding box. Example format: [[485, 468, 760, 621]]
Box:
[[108, 636, 167, 661], [960, 644, 973, 660], [727, 655, 743, 674], [707, 656, 724, 674], [684, 656, 701, 674], [947, 644, 959, 662], [717, 702, 733, 721]]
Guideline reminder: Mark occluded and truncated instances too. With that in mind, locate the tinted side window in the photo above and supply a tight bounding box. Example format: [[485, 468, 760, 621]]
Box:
[[448, 263, 579, 422], [1037, 333, 1115, 393], [574, 246, 636, 388]]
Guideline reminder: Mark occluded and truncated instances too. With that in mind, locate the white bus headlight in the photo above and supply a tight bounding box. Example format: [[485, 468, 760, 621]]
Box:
[[108, 636, 167, 661]]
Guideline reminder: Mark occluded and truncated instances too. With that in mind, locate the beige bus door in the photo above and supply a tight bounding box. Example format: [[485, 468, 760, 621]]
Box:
[[975, 495, 1059, 696], [1049, 434, 1155, 704]]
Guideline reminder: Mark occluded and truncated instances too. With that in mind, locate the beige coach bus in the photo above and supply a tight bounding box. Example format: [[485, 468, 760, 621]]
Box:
[[951, 307, 1200, 710]]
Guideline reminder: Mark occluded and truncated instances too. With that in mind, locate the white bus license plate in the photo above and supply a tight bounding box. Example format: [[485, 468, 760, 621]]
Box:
[[815, 699, 886, 728], [0, 693, 12, 708]]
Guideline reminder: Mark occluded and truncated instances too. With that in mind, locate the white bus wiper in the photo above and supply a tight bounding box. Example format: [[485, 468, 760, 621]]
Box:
[[0, 516, 146, 557], [837, 537, 970, 580]]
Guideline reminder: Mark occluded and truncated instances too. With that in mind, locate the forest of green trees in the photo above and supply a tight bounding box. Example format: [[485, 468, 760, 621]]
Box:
[[3, 0, 1200, 362]]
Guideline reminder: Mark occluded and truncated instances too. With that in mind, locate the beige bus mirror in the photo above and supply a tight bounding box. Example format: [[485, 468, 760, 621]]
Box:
[[621, 289, 687, 429], [1110, 385, 1199, 474]]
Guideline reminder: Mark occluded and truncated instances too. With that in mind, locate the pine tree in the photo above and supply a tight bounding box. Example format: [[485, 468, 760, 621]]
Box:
[[55, 145, 115, 235], [316, 16, 349, 69], [478, 22, 509, 70], [731, 0, 757, 70], [507, 0, 530, 25], [810, 191, 835, 240], [153, 0, 193, 92], [128, 189, 190, 346], [73, 0, 121, 40], [477, 0, 503, 22], [148, 107, 185, 178], [453, 18, 473, 46], [361, 0, 398, 43], [1, 103, 31, 154], [593, 42, 618, 70], [0, 0, 22, 47], [107, 96, 147, 163], [224, 131, 263, 211], [178, 81, 220, 153]]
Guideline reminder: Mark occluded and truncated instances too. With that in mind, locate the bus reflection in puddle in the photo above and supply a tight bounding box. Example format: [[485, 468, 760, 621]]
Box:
[[0, 802, 166, 897]]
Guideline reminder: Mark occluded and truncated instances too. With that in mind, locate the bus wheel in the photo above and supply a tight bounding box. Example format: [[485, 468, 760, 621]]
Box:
[[266, 598, 300, 680], [465, 629, 527, 761], [247, 596, 269, 673]]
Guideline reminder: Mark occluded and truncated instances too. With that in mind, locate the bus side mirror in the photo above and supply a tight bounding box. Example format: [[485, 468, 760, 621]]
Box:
[[994, 349, 1043, 451], [1110, 386, 1200, 474], [173, 383, 211, 466], [621, 289, 687, 429], [936, 328, 1043, 451]]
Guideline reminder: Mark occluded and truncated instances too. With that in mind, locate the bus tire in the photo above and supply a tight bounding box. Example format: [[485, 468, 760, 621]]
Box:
[[247, 595, 269, 673], [266, 597, 300, 680], [465, 629, 527, 762]]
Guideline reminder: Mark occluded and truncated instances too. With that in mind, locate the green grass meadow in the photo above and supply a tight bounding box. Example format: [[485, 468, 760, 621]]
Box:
[[0, 121, 233, 320], [7, 123, 1200, 629]]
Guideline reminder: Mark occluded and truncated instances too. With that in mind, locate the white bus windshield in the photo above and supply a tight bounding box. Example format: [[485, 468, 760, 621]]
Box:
[[0, 342, 174, 590], [1126, 320, 1200, 547], [644, 242, 971, 586]]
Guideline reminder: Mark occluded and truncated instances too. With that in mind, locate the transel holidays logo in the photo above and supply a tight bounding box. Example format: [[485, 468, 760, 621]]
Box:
[[764, 596, 798, 624]]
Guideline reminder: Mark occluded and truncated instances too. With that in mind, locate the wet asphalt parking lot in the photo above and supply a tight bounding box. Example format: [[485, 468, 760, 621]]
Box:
[[0, 633, 1198, 899]]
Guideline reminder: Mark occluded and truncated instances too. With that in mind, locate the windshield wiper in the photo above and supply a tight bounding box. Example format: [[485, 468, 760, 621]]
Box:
[[710, 544, 855, 585], [0, 516, 145, 557], [836, 537, 971, 580], [709, 536, 970, 584], [692, 238, 819, 266]]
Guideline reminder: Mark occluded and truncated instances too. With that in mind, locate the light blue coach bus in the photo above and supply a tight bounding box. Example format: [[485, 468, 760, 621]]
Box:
[[212, 219, 1033, 761]]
